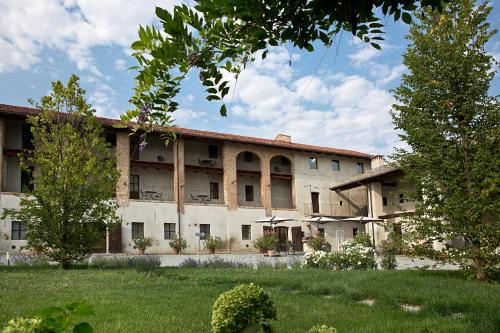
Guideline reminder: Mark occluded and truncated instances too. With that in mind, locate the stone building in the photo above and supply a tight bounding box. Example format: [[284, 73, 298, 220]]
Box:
[[0, 104, 382, 254]]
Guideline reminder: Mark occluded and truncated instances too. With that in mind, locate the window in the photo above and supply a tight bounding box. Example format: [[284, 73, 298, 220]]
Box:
[[164, 223, 176, 240], [356, 163, 364, 174], [353, 228, 358, 237], [22, 124, 34, 150], [21, 166, 34, 193], [208, 145, 218, 159], [309, 157, 318, 169], [243, 152, 253, 162], [245, 185, 254, 202], [210, 182, 219, 200], [106, 132, 116, 147], [399, 194, 405, 203], [241, 225, 251, 240], [200, 224, 210, 240], [331, 160, 340, 171], [11, 221, 26, 240], [130, 175, 140, 199], [383, 197, 388, 206], [130, 136, 140, 160], [131, 222, 144, 239], [318, 228, 325, 237], [339, 200, 343, 206]]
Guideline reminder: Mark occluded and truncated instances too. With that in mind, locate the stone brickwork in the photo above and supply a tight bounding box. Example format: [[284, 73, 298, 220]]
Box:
[[115, 133, 130, 206], [173, 139, 185, 214], [0, 118, 5, 192]]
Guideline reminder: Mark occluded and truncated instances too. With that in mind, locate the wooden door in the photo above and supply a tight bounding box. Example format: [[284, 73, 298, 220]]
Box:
[[291, 226, 303, 251], [274, 226, 288, 251], [311, 192, 319, 213], [108, 223, 122, 253]]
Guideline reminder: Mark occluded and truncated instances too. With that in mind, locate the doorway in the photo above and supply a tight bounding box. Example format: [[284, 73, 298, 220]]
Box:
[[336, 230, 345, 250], [311, 192, 319, 213]]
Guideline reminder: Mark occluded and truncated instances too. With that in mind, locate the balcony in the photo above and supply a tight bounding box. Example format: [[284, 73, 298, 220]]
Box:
[[130, 185, 174, 201]]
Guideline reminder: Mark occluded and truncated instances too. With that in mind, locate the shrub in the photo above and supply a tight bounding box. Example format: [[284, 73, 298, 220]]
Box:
[[253, 235, 276, 253], [307, 324, 337, 333], [211, 283, 277, 333], [90, 255, 161, 269], [204, 236, 223, 253], [10, 255, 51, 268], [381, 233, 399, 270], [352, 233, 372, 247], [342, 242, 376, 270], [302, 243, 376, 271], [2, 301, 94, 333], [169, 235, 187, 254], [133, 237, 154, 252], [307, 236, 331, 252]]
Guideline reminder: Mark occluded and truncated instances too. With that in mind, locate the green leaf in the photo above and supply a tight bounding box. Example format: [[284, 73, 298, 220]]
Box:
[[74, 322, 93, 333], [131, 41, 143, 50], [402, 12, 412, 24], [207, 95, 220, 101], [220, 104, 227, 117], [370, 43, 381, 50]]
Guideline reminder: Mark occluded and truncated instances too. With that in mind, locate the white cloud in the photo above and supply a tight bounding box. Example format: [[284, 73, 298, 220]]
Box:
[[88, 82, 119, 118], [0, 0, 179, 74], [115, 59, 126, 71], [173, 108, 207, 125], [227, 58, 400, 154]]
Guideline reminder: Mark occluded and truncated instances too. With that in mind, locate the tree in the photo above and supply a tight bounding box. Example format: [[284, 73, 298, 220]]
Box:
[[391, 0, 499, 281], [123, 0, 448, 128], [2, 75, 120, 268]]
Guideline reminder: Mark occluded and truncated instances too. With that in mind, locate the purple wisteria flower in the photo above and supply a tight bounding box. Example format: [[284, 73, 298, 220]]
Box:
[[138, 105, 150, 124], [138, 133, 148, 151]]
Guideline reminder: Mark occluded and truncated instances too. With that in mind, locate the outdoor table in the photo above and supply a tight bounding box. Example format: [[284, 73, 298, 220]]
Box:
[[196, 194, 210, 204], [144, 191, 158, 200]]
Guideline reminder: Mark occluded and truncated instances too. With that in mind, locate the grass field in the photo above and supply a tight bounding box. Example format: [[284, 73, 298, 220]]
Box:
[[0, 267, 499, 333]]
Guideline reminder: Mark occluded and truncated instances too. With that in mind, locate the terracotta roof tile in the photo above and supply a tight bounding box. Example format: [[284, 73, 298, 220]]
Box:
[[0, 103, 373, 159]]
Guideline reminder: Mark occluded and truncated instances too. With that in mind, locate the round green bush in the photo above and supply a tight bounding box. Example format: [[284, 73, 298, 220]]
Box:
[[211, 283, 277, 333]]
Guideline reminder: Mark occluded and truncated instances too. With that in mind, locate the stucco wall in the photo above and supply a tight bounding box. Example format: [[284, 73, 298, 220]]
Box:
[[184, 170, 224, 204]]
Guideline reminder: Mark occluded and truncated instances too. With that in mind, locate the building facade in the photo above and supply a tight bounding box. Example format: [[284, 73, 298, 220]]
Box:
[[0, 104, 377, 254]]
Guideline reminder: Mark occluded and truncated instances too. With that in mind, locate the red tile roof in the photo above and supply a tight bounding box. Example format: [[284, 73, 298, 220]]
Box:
[[0, 103, 373, 159]]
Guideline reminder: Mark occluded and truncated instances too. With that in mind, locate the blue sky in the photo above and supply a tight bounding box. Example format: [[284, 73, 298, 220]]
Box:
[[0, 1, 498, 156]]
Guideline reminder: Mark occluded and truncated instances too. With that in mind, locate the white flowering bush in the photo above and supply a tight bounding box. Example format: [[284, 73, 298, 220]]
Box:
[[341, 242, 376, 270], [302, 243, 376, 270]]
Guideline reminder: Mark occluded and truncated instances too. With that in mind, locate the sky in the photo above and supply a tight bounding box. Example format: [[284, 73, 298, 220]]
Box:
[[0, 1, 498, 156]]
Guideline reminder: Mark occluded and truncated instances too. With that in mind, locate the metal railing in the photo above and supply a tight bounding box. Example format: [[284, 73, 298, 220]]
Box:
[[135, 186, 174, 201], [185, 190, 224, 204]]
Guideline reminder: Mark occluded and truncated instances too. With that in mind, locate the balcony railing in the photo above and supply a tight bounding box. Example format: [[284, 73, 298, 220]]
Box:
[[131, 186, 174, 201], [1, 176, 33, 193], [185, 190, 224, 205]]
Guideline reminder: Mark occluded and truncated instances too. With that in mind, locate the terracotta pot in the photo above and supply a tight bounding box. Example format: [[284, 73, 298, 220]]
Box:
[[173, 248, 180, 255], [209, 248, 216, 254], [259, 248, 267, 254], [138, 248, 145, 255], [267, 250, 276, 257]]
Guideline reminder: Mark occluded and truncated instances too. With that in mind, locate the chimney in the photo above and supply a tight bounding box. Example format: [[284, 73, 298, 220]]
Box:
[[275, 134, 291, 142], [371, 155, 385, 169]]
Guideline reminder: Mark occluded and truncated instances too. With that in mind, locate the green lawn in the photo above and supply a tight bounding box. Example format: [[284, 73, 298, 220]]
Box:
[[0, 267, 499, 333]]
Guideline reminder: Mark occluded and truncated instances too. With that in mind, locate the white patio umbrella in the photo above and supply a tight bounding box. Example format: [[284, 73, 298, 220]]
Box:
[[342, 216, 382, 224], [254, 216, 295, 228], [303, 216, 340, 224], [342, 216, 383, 249]]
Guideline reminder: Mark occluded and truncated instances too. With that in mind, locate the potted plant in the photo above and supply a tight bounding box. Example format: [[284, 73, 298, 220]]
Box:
[[204, 236, 222, 254], [254, 235, 277, 256], [265, 235, 277, 256], [169, 235, 187, 254], [133, 237, 153, 255]]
